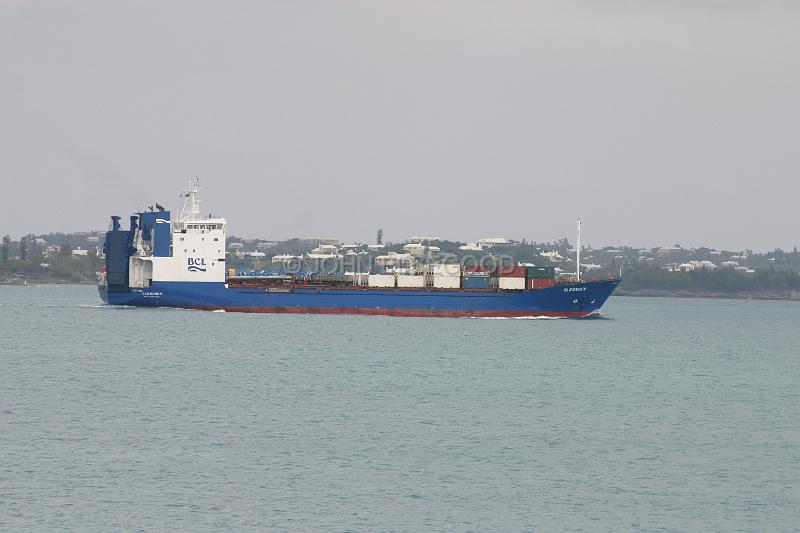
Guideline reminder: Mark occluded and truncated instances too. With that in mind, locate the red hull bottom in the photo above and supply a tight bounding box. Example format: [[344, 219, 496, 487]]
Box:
[[183, 306, 591, 318]]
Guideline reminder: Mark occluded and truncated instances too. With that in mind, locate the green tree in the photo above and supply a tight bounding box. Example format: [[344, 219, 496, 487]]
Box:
[[19, 236, 27, 261], [376, 228, 383, 245], [1, 235, 9, 262]]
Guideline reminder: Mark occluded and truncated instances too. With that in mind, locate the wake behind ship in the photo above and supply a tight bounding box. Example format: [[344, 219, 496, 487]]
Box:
[[98, 180, 620, 317]]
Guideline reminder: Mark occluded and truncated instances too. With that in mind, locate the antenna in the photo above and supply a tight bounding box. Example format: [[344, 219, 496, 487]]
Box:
[[576, 219, 582, 281], [179, 177, 202, 223]]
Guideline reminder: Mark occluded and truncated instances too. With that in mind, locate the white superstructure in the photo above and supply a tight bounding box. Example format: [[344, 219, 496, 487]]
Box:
[[128, 179, 227, 287]]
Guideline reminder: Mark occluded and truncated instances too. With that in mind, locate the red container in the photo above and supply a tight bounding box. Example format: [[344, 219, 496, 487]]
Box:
[[464, 265, 489, 273], [498, 265, 526, 278], [530, 278, 555, 290]]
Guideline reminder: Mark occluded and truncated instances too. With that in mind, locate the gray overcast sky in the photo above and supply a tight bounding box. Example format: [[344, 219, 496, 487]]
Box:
[[1, 1, 798, 251]]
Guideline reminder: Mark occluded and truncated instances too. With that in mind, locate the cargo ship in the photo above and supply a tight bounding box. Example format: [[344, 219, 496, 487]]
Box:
[[98, 180, 620, 317]]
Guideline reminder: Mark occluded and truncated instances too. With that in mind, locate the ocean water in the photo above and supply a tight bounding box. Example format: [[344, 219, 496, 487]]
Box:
[[1, 285, 798, 532]]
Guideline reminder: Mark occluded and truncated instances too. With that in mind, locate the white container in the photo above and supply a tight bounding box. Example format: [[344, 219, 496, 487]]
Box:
[[429, 263, 461, 276], [499, 277, 525, 290], [397, 275, 425, 288], [432, 275, 461, 289], [344, 272, 369, 285], [368, 274, 395, 288]]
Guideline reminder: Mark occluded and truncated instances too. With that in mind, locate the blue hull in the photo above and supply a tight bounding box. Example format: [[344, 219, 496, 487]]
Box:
[[99, 279, 620, 318]]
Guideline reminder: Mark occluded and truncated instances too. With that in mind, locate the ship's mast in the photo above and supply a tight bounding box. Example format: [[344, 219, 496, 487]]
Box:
[[179, 177, 202, 223], [576, 219, 582, 281]]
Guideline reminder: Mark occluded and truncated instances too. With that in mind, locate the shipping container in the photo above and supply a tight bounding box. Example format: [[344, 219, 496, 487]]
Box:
[[464, 264, 490, 274], [368, 274, 396, 288], [397, 275, 425, 288], [432, 275, 461, 289], [498, 265, 526, 278], [462, 276, 490, 289], [344, 272, 369, 285], [429, 263, 461, 276], [499, 277, 526, 290], [529, 278, 556, 290], [526, 266, 556, 279]]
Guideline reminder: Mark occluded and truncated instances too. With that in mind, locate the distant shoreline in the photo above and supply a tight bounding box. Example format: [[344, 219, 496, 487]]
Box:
[[615, 289, 800, 301], [0, 279, 95, 286]]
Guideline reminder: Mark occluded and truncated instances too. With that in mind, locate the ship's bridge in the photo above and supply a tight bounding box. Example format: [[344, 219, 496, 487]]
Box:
[[174, 218, 227, 234]]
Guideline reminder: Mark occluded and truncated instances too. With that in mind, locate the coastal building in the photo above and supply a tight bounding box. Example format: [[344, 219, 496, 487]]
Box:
[[478, 238, 509, 248], [403, 243, 440, 256], [374, 252, 414, 268], [308, 244, 341, 259], [540, 250, 565, 263], [271, 254, 302, 263], [657, 246, 683, 256], [676, 260, 717, 272]]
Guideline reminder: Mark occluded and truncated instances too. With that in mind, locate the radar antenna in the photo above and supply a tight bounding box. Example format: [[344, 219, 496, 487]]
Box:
[[179, 177, 202, 223]]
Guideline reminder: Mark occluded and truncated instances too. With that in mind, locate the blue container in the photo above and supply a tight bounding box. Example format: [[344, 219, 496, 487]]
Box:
[[462, 276, 490, 289]]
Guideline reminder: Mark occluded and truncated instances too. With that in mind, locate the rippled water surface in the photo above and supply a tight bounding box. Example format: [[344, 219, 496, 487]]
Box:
[[1, 285, 798, 531]]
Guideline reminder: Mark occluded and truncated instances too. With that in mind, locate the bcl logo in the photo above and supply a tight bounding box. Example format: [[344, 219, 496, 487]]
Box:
[[188, 257, 207, 272]]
